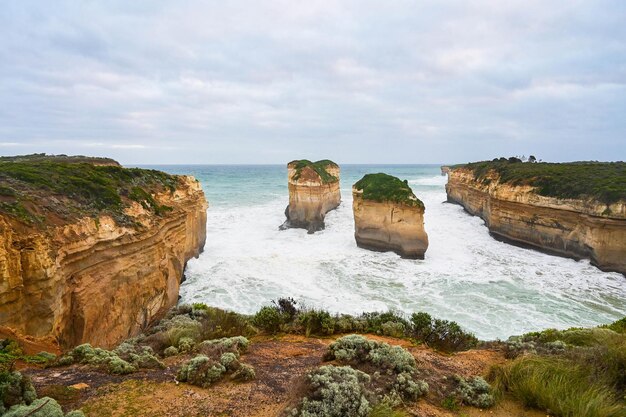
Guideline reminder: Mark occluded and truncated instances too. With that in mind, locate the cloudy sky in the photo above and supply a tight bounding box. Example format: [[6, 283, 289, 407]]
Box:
[[0, 1, 625, 164]]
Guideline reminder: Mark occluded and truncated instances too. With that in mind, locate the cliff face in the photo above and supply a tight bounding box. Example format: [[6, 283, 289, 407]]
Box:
[[352, 189, 429, 259], [0, 175, 208, 349], [282, 162, 341, 233], [446, 168, 626, 275]]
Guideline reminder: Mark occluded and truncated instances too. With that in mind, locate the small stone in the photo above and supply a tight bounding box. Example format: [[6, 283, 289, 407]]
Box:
[[70, 383, 89, 390]]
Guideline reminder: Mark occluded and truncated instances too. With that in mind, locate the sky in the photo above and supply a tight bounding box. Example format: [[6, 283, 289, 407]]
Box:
[[0, 1, 625, 165]]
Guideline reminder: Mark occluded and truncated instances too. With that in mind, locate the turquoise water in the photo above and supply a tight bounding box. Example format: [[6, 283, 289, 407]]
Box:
[[144, 164, 626, 340]]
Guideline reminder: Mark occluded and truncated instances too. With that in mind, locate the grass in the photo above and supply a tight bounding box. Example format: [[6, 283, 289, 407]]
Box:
[[289, 159, 339, 183], [0, 159, 179, 225], [491, 356, 626, 417], [454, 159, 626, 205], [354, 173, 424, 208], [0, 153, 119, 165], [493, 317, 626, 417]]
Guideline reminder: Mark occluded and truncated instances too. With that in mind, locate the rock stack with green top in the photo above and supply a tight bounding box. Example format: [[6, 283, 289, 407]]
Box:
[[352, 173, 428, 258], [280, 159, 341, 234]]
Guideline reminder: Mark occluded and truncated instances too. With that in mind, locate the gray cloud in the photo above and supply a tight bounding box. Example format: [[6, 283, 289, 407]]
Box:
[[0, 0, 625, 164]]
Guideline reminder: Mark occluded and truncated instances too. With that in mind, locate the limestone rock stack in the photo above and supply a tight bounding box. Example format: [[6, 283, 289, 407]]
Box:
[[352, 173, 428, 259], [281, 160, 341, 234]]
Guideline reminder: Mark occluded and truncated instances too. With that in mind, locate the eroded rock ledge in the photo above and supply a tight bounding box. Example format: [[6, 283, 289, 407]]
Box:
[[280, 159, 341, 234], [352, 173, 428, 259], [446, 166, 626, 275], [0, 158, 208, 349]]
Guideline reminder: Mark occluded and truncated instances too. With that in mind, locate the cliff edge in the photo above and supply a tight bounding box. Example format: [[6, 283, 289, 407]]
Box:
[[446, 160, 626, 275], [281, 159, 341, 234], [0, 157, 208, 349], [352, 173, 428, 259]]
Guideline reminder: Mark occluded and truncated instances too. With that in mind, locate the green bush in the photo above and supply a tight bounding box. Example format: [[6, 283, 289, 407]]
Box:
[[410, 312, 478, 352], [60, 342, 163, 374], [298, 310, 336, 337], [0, 370, 37, 413], [292, 365, 372, 417], [453, 376, 495, 408], [327, 335, 416, 373], [232, 364, 256, 381], [177, 355, 226, 387], [252, 306, 285, 333], [196, 336, 249, 357], [163, 346, 179, 357]]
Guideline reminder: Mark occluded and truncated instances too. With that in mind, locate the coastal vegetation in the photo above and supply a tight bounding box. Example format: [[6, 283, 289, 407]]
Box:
[[289, 159, 339, 183], [252, 298, 478, 352], [0, 157, 179, 226], [353, 173, 424, 208], [2, 300, 623, 416], [491, 318, 626, 417], [456, 159, 626, 204]]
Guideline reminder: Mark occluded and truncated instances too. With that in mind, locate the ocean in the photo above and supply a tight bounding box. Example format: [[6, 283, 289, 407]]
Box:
[[144, 164, 626, 340]]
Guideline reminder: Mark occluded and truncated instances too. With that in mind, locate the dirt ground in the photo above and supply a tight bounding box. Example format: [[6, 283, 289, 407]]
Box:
[[23, 334, 547, 417]]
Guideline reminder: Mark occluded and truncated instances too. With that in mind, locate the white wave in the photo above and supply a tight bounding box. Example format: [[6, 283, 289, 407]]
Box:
[[181, 177, 626, 340]]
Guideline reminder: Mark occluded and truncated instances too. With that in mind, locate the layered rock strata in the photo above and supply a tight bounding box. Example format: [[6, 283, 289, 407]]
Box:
[[281, 160, 341, 234], [0, 169, 207, 349], [352, 173, 428, 259], [446, 167, 626, 275]]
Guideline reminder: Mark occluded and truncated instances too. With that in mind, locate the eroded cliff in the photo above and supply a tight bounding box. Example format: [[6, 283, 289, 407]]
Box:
[[281, 160, 341, 233], [352, 173, 428, 259], [446, 166, 626, 275], [0, 159, 208, 349]]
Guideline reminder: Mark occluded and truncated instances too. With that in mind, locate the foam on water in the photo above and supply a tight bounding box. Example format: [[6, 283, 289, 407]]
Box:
[[150, 165, 626, 340]]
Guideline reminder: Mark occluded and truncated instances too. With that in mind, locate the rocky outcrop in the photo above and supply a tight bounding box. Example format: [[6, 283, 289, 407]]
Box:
[[440, 166, 451, 176], [446, 167, 626, 275], [281, 160, 341, 234], [0, 175, 208, 349], [352, 173, 428, 259]]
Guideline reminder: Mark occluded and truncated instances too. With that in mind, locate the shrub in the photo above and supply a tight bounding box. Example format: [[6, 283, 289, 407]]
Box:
[[177, 355, 227, 387], [177, 337, 195, 353], [393, 372, 428, 401], [219, 352, 239, 371], [273, 297, 298, 319], [253, 306, 284, 333], [454, 376, 495, 408], [410, 312, 478, 352], [60, 342, 163, 374], [232, 364, 256, 381], [292, 365, 371, 417], [380, 322, 405, 338], [327, 335, 417, 374], [163, 346, 179, 357], [2, 396, 84, 417], [0, 370, 37, 413], [196, 336, 249, 357], [298, 310, 336, 337]]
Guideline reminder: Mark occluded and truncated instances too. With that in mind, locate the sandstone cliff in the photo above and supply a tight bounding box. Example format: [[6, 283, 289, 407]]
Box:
[[446, 167, 626, 275], [281, 160, 341, 234], [0, 161, 208, 349], [352, 173, 428, 259]]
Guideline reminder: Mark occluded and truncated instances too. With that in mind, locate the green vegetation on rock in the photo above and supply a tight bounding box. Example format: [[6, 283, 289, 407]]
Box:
[[0, 157, 179, 226], [455, 159, 626, 205], [0, 339, 56, 365], [289, 159, 339, 184], [353, 173, 423, 208]]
